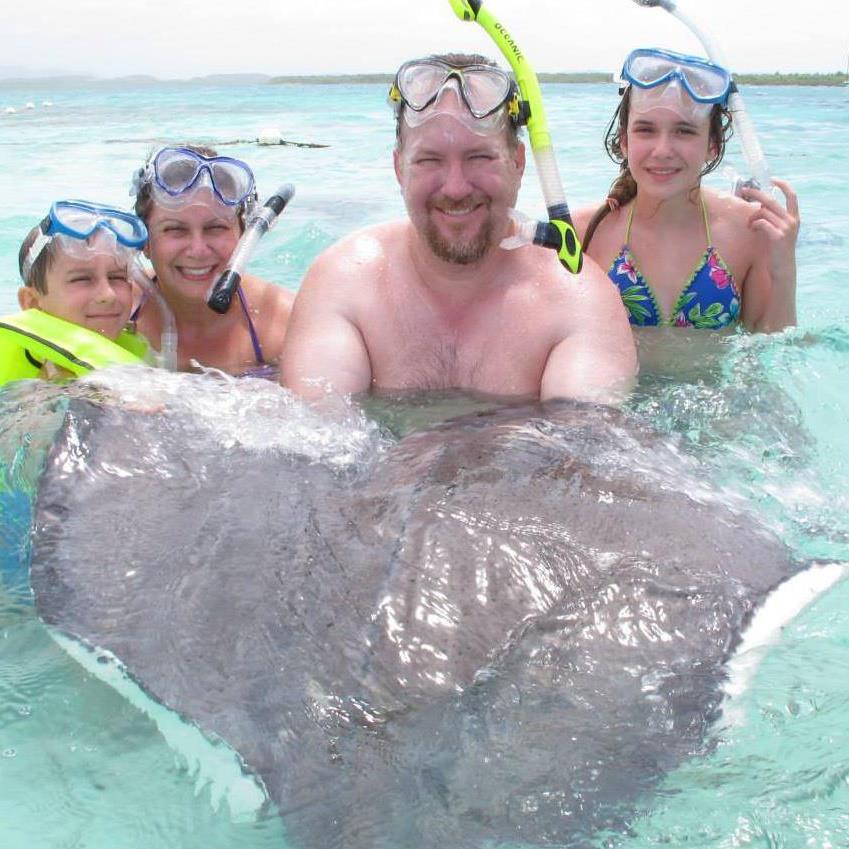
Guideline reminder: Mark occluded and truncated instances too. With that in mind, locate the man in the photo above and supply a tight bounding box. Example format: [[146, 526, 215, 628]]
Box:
[[282, 53, 636, 402]]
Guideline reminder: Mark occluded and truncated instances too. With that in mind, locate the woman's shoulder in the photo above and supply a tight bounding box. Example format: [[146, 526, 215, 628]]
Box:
[[238, 276, 295, 363], [572, 205, 598, 240], [241, 276, 296, 354]]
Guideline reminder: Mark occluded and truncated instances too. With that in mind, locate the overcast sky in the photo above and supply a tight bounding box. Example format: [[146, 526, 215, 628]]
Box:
[[5, 0, 848, 79]]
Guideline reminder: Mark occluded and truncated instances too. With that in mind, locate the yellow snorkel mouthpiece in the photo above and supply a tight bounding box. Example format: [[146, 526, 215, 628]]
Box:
[[448, 0, 583, 274]]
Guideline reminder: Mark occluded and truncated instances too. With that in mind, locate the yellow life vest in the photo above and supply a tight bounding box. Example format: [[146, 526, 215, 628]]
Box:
[[0, 309, 148, 387]]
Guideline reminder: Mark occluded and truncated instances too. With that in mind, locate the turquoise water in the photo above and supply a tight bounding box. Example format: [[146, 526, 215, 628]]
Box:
[[1, 81, 849, 847]]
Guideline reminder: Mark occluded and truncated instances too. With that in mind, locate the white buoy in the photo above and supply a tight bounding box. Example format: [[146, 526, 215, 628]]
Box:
[[257, 127, 282, 146], [41, 100, 53, 107], [25, 102, 35, 110], [4, 106, 16, 115]]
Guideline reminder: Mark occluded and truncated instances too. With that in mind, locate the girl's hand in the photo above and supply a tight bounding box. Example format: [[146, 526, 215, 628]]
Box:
[[742, 178, 800, 274]]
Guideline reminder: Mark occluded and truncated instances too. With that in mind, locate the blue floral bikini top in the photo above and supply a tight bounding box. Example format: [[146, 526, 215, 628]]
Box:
[[607, 199, 741, 329]]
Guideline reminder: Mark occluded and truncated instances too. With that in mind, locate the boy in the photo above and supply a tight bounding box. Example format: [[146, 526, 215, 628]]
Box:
[[1, 201, 149, 384]]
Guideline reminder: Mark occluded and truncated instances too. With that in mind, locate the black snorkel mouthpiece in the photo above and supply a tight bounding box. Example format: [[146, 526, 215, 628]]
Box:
[[206, 183, 296, 315], [207, 270, 243, 314]]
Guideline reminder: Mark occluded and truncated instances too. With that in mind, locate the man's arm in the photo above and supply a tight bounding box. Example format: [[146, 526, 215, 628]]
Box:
[[540, 258, 637, 404], [280, 253, 373, 400]]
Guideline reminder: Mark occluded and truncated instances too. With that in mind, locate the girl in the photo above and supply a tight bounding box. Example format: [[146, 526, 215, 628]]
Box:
[[575, 48, 799, 333]]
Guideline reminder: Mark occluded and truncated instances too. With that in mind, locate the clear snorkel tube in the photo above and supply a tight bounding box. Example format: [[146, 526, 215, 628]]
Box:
[[130, 258, 178, 370], [630, 0, 772, 195], [206, 184, 296, 314], [448, 0, 583, 274]]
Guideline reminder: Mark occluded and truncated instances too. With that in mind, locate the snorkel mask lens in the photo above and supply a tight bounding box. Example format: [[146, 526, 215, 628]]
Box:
[[22, 201, 147, 282], [392, 59, 514, 118], [141, 147, 257, 210], [51, 231, 136, 266], [629, 78, 715, 122], [621, 48, 732, 104], [389, 59, 522, 133]]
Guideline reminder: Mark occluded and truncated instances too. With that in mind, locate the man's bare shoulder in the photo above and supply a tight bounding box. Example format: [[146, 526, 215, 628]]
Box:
[[511, 246, 626, 322], [302, 220, 407, 295], [511, 249, 635, 403]]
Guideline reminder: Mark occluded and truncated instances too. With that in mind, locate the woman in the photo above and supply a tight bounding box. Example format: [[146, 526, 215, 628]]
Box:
[[131, 144, 294, 376], [575, 48, 799, 333]]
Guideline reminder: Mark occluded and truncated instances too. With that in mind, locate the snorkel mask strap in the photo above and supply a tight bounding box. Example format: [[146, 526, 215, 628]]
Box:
[[448, 0, 583, 274], [21, 219, 52, 283]]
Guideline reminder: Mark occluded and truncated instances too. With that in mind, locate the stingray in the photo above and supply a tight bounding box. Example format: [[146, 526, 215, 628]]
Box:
[[27, 395, 840, 849]]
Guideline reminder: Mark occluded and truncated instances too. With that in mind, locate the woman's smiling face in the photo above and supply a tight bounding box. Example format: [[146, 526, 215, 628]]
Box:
[[145, 197, 241, 301]]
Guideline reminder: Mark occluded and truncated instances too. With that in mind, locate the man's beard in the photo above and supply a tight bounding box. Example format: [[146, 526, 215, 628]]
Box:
[[423, 206, 493, 265]]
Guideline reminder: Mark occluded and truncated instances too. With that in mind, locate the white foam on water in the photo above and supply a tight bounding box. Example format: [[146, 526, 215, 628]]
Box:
[[82, 365, 387, 469]]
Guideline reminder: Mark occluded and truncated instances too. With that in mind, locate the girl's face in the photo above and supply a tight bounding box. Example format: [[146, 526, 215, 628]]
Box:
[[145, 199, 241, 302], [622, 106, 715, 199], [21, 246, 133, 340]]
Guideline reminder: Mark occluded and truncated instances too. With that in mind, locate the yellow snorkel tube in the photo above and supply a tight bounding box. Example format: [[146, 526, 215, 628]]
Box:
[[448, 0, 583, 274]]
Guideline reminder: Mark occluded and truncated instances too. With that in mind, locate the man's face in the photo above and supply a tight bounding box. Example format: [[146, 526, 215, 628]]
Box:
[[394, 90, 525, 266]]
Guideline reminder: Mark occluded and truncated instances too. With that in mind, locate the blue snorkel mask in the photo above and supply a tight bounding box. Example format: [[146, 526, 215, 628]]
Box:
[[22, 200, 148, 283], [620, 48, 734, 122]]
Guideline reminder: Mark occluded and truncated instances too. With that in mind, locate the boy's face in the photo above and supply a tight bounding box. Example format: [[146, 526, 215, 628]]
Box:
[[19, 248, 133, 340]]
